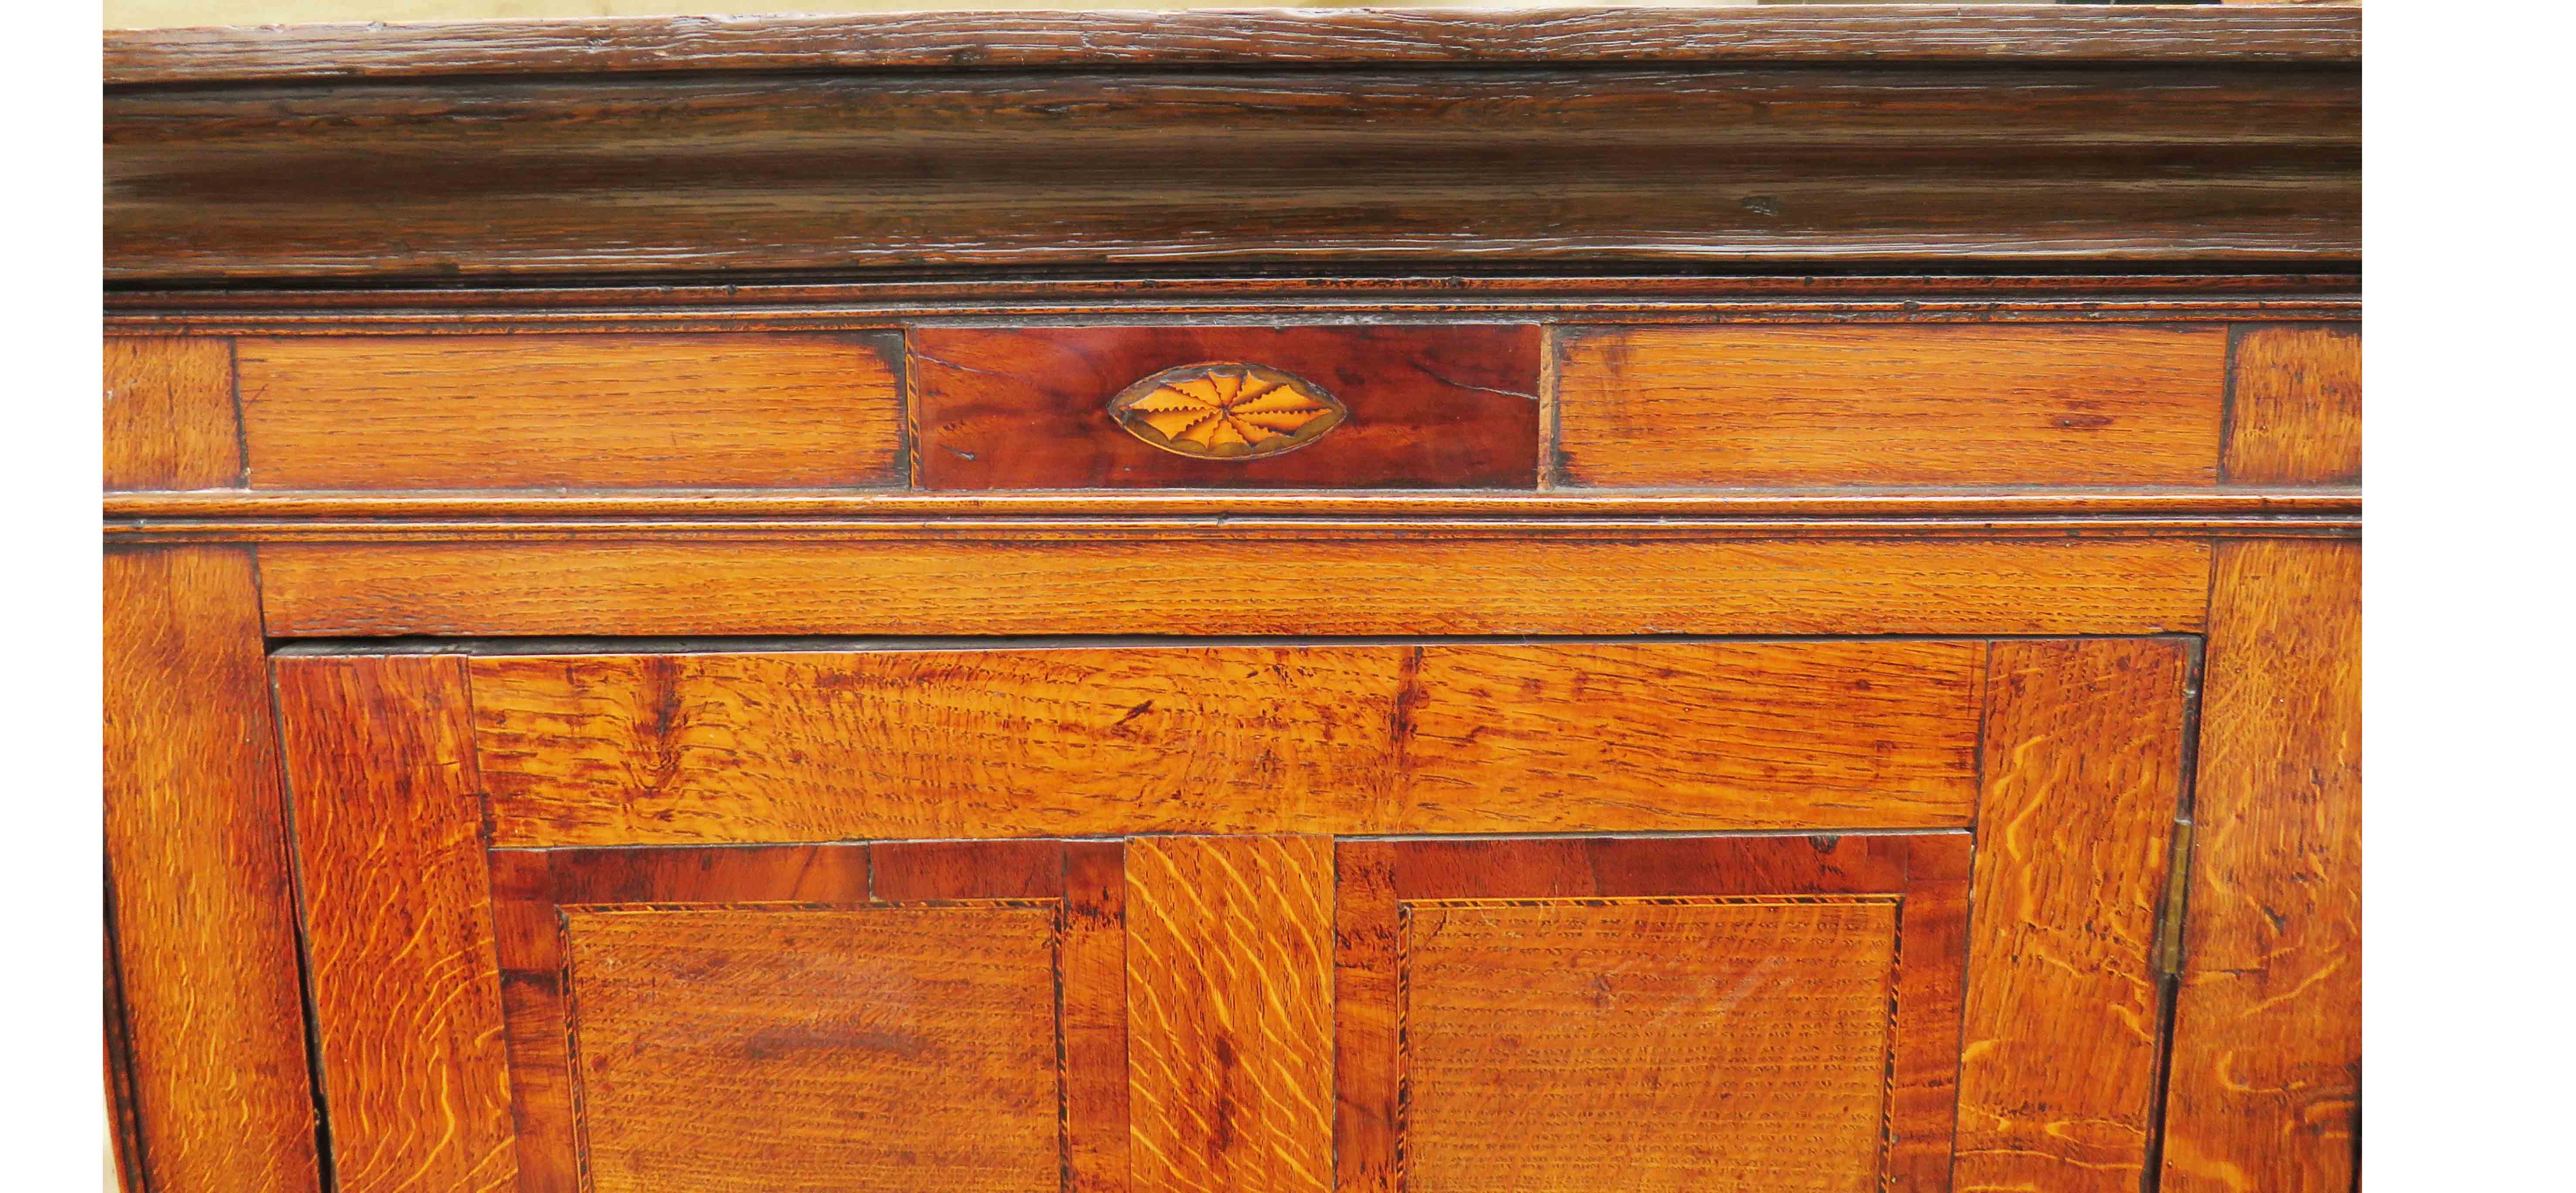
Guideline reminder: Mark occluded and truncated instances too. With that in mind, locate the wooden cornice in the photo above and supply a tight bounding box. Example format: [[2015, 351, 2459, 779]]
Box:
[[104, 6, 2360, 285]]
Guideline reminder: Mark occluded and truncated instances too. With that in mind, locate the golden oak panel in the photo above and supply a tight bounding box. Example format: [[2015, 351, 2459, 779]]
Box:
[[102, 337, 241, 491], [466, 641, 1982, 847], [1402, 899, 1897, 1193], [235, 333, 903, 489], [1553, 324, 2228, 487], [561, 905, 1062, 1193]]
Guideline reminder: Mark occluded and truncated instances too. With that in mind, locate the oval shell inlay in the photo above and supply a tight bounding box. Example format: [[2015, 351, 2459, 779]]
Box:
[[1106, 363, 1347, 460]]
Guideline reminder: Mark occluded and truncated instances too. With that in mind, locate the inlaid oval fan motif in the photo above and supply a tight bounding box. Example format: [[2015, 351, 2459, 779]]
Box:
[[1106, 363, 1347, 460]]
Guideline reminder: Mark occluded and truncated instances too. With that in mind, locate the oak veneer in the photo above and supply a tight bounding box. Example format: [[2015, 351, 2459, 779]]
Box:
[[466, 641, 1981, 846], [103, 548, 321, 1193], [236, 333, 904, 490], [102, 338, 241, 491], [103, 11, 2362, 1193], [1553, 324, 2228, 487], [252, 537, 2216, 638]]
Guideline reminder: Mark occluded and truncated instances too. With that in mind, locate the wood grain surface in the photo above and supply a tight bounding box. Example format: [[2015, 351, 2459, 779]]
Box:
[[1957, 639, 2192, 1193], [488, 839, 1127, 1193], [103, 546, 322, 1193], [104, 7, 2362, 85], [2224, 324, 2362, 485], [2162, 541, 2360, 1193], [465, 641, 1982, 847], [235, 333, 903, 489], [272, 654, 518, 1193], [103, 336, 240, 491], [105, 64, 2356, 280], [1402, 899, 1899, 1193], [1554, 324, 2228, 487], [911, 325, 1539, 490], [1126, 836, 1336, 1193], [1337, 833, 1968, 1193], [562, 905, 1062, 1193], [255, 537, 2214, 637]]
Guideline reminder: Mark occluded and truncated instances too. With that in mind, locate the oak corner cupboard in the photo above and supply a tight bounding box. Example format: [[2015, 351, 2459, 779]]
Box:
[[102, 7, 2360, 1193]]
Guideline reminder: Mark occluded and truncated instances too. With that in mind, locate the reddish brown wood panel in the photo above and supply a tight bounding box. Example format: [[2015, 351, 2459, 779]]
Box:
[[465, 641, 1982, 847], [255, 538, 2214, 637], [235, 333, 903, 489], [103, 336, 240, 491], [1339, 833, 1967, 1193], [1553, 324, 2228, 487], [1126, 836, 1336, 1193], [1957, 639, 2192, 1193], [562, 904, 1062, 1193], [2162, 541, 2360, 1193], [911, 325, 1540, 489], [490, 841, 1127, 1193], [2224, 323, 2361, 485], [272, 654, 518, 1193], [103, 546, 322, 1193]]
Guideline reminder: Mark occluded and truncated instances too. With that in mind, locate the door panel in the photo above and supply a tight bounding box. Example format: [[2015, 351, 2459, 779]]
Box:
[[273, 637, 2188, 1193]]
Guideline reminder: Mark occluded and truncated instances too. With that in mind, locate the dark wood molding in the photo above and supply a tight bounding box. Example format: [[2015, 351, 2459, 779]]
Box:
[[105, 6, 2361, 85], [106, 9, 2358, 283]]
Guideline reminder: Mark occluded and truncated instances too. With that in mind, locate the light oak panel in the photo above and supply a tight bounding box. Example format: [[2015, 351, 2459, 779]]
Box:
[[273, 655, 519, 1193], [1957, 639, 2191, 1193], [466, 641, 1982, 847], [103, 546, 322, 1193], [561, 905, 1062, 1193], [1403, 899, 1898, 1193], [1399, 641, 1981, 831], [1126, 836, 1335, 1193], [258, 537, 2213, 637], [103, 337, 241, 491], [2162, 541, 2360, 1193], [1554, 324, 2227, 487], [2224, 323, 2360, 485], [235, 333, 903, 489]]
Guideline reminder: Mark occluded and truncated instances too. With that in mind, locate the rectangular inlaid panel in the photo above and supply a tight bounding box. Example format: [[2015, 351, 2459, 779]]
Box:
[[910, 325, 1540, 489], [235, 333, 903, 489], [487, 840, 1127, 1193], [2224, 323, 2361, 485], [1337, 834, 1969, 1193], [256, 538, 2215, 637], [1125, 836, 1335, 1193], [1553, 324, 2228, 486], [560, 905, 1061, 1193], [465, 641, 1982, 847], [103, 337, 241, 490], [1402, 899, 1898, 1193]]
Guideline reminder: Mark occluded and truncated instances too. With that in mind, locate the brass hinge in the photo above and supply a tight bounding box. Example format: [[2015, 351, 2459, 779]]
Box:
[[2152, 817, 2197, 979]]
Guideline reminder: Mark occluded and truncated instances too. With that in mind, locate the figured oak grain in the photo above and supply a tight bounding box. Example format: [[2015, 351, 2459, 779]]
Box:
[[256, 537, 2214, 637], [1403, 899, 1898, 1193], [235, 333, 903, 489], [563, 905, 1062, 1193], [103, 336, 240, 491], [2224, 323, 2361, 485], [465, 641, 1982, 847], [273, 654, 519, 1193], [1126, 836, 1335, 1193], [1554, 324, 2228, 487], [2162, 541, 2360, 1193], [103, 546, 322, 1193], [1957, 639, 2192, 1193]]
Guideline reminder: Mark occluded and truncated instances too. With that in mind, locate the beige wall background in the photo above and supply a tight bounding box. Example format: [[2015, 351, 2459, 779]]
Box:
[[108, 0, 1797, 30]]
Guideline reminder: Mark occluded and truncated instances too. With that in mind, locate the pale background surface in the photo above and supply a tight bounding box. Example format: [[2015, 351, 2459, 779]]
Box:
[[107, 0, 1797, 30]]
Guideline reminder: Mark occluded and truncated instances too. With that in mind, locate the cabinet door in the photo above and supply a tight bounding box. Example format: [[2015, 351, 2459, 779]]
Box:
[[274, 637, 2187, 1193]]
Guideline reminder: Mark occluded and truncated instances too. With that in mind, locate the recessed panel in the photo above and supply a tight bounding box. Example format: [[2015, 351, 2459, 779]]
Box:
[[1401, 898, 1899, 1193], [560, 905, 1059, 1193]]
